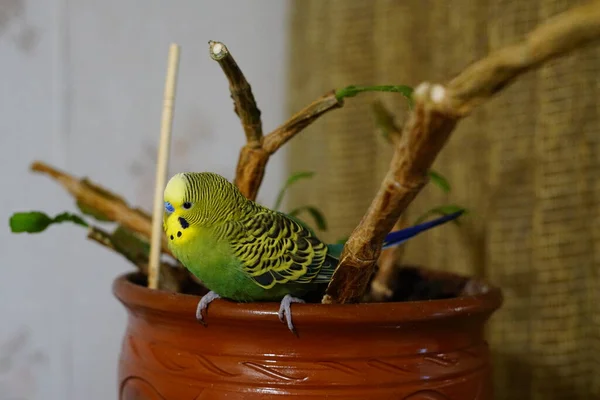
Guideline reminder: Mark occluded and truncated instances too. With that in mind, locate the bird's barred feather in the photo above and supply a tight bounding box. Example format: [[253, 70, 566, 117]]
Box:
[[217, 210, 330, 289]]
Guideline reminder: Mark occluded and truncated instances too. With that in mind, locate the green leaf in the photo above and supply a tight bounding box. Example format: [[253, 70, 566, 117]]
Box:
[[372, 100, 399, 142], [53, 212, 89, 227], [273, 171, 316, 211], [9, 211, 88, 233], [9, 212, 52, 233], [414, 205, 468, 225], [288, 205, 328, 231], [336, 85, 414, 108], [427, 170, 451, 193]]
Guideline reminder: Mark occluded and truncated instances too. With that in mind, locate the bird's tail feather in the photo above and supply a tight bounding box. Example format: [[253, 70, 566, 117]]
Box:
[[318, 211, 463, 284], [325, 210, 464, 260], [382, 210, 464, 249]]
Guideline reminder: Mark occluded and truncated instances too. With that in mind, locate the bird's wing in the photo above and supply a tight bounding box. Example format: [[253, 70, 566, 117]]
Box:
[[220, 211, 330, 289]]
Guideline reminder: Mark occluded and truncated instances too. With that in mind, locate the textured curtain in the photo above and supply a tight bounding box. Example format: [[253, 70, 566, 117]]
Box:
[[285, 1, 600, 399]]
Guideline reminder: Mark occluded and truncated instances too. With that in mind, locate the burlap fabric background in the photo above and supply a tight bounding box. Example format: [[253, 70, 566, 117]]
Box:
[[285, 1, 599, 399]]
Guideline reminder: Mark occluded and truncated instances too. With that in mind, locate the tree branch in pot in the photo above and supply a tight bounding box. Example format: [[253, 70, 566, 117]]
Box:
[[324, 0, 600, 304]]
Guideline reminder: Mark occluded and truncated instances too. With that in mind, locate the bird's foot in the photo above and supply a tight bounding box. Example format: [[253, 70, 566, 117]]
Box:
[[195, 291, 221, 326], [278, 294, 305, 335]]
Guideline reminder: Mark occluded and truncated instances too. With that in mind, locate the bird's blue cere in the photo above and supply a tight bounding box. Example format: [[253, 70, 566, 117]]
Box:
[[164, 201, 175, 213]]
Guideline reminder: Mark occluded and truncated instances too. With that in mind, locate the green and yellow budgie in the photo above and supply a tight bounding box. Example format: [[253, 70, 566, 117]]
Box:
[[163, 172, 463, 333]]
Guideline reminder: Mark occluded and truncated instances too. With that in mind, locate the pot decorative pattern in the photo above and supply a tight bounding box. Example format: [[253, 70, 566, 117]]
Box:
[[114, 272, 501, 399]]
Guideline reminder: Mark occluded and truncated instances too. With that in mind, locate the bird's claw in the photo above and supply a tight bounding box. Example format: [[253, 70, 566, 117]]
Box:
[[195, 290, 221, 326], [278, 294, 305, 335]]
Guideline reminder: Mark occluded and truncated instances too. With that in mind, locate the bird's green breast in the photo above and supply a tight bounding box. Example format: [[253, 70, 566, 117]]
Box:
[[168, 225, 300, 302]]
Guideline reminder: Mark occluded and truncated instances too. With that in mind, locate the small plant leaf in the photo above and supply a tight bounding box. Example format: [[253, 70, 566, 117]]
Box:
[[336, 85, 414, 108], [427, 170, 451, 193], [9, 212, 52, 233], [372, 100, 400, 142], [9, 211, 88, 233], [273, 171, 316, 211], [53, 212, 89, 226], [414, 205, 468, 226], [288, 205, 328, 231]]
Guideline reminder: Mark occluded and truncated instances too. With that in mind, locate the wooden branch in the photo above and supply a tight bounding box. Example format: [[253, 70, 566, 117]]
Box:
[[324, 0, 600, 304], [30, 161, 174, 257], [368, 214, 408, 302], [209, 40, 263, 145], [210, 40, 345, 200], [234, 91, 343, 200], [324, 97, 457, 304], [443, 0, 600, 116], [233, 145, 269, 201], [368, 101, 408, 301], [209, 40, 265, 200], [209, 42, 413, 201], [88, 226, 188, 292], [263, 92, 344, 153]]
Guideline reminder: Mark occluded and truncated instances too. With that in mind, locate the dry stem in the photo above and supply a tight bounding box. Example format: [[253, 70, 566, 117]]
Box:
[[262, 91, 344, 153], [210, 40, 344, 200], [324, 0, 600, 304], [88, 226, 187, 292], [209, 40, 263, 145], [368, 101, 409, 302], [368, 214, 408, 302], [209, 40, 264, 200], [30, 161, 174, 257], [443, 0, 600, 115], [236, 91, 344, 199]]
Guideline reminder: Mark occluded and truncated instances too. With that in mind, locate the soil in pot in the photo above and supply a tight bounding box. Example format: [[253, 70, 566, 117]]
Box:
[[114, 266, 502, 399]]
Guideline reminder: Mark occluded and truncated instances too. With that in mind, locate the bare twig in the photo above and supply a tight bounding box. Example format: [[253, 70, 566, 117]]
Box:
[[209, 41, 414, 201], [368, 101, 408, 302], [324, 96, 457, 304], [210, 40, 345, 201], [237, 91, 344, 200], [209, 40, 265, 200], [324, 0, 600, 304], [30, 161, 174, 258], [209, 40, 263, 145], [88, 225, 188, 292], [443, 0, 600, 116], [263, 91, 343, 153], [368, 214, 408, 302]]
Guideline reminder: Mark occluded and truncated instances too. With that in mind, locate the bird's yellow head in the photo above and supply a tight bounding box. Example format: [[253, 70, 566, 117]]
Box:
[[163, 172, 247, 245]]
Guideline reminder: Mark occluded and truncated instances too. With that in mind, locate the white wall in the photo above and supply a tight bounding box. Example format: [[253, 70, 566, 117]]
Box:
[[0, 1, 290, 398]]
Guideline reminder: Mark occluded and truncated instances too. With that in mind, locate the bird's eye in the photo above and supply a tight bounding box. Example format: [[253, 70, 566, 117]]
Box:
[[183, 202, 192, 209]]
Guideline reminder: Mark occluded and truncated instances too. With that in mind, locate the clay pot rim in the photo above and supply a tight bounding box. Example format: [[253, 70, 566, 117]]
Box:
[[113, 271, 503, 326]]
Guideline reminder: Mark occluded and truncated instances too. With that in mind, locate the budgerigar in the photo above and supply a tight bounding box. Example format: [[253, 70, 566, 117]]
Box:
[[163, 172, 463, 333]]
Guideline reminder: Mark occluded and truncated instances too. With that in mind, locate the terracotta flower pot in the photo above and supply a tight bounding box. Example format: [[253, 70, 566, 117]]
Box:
[[113, 267, 502, 399]]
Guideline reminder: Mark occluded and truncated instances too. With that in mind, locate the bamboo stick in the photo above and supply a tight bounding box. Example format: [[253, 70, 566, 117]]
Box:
[[148, 43, 181, 290]]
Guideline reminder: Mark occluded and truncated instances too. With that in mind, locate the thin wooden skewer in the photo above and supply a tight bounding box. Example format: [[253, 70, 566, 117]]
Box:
[[148, 43, 181, 289]]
